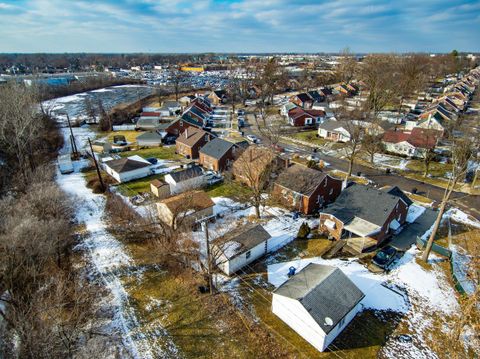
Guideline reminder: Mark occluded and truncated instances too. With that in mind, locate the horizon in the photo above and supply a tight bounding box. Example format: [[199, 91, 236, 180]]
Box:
[[0, 0, 479, 53]]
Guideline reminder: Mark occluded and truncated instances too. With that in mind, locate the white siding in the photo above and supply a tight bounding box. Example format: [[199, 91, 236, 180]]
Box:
[[165, 175, 207, 195], [217, 240, 267, 276], [272, 293, 363, 352], [272, 294, 327, 352]]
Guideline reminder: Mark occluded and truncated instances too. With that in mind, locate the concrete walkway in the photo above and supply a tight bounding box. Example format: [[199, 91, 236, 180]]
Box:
[[390, 208, 438, 251]]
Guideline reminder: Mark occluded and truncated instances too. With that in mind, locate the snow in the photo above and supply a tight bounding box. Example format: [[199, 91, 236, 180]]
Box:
[[373, 153, 410, 170], [445, 208, 480, 229], [406, 204, 426, 223], [268, 248, 458, 315]]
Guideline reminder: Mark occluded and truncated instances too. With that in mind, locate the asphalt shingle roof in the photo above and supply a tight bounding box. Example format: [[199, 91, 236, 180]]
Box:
[[274, 263, 364, 334], [104, 157, 150, 173], [214, 224, 271, 259], [199, 137, 234, 160], [322, 184, 401, 227], [275, 164, 327, 196], [168, 166, 204, 183]]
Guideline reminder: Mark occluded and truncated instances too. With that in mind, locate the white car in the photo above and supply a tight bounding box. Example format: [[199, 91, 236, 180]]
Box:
[[246, 135, 258, 143]]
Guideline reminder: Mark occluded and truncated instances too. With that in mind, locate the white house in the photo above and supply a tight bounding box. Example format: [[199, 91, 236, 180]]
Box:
[[317, 120, 351, 142], [272, 263, 364, 352], [164, 166, 207, 195], [103, 155, 151, 183], [213, 224, 271, 276]]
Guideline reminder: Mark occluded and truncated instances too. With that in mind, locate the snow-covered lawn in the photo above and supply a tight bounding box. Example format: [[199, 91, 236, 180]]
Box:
[[406, 204, 426, 223], [373, 153, 410, 170]]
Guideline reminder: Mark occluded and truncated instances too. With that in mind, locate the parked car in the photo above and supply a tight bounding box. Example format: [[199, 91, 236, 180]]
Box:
[[372, 245, 398, 269], [307, 155, 320, 162], [246, 134, 258, 143], [237, 109, 245, 116], [271, 143, 284, 153], [146, 157, 158, 164]]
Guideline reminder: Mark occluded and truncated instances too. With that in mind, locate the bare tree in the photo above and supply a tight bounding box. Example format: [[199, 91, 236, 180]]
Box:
[[169, 67, 185, 102], [422, 138, 474, 262], [255, 113, 286, 148], [394, 54, 429, 113], [335, 47, 358, 84], [231, 146, 276, 218], [362, 133, 384, 164]]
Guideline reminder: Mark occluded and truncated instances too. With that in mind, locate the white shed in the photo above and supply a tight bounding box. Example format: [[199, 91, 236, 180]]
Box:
[[103, 155, 151, 183], [164, 166, 206, 195], [272, 263, 364, 352], [213, 224, 271, 276]]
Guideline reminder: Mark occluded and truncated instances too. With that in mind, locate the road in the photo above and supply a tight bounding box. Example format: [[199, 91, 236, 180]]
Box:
[[242, 113, 480, 220]]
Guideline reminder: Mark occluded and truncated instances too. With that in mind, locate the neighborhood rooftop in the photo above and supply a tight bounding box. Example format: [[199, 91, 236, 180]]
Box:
[[199, 137, 234, 159], [275, 164, 329, 196], [274, 263, 365, 334]]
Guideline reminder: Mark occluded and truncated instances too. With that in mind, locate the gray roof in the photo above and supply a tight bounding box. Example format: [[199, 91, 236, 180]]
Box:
[[322, 184, 401, 227], [168, 166, 203, 182], [104, 157, 150, 173], [275, 164, 328, 196], [136, 131, 163, 142], [318, 120, 349, 132], [274, 263, 364, 334], [199, 137, 234, 160], [381, 186, 413, 206], [215, 224, 271, 260]]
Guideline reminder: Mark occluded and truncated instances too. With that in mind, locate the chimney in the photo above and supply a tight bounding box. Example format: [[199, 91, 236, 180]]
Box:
[[185, 128, 188, 138], [285, 158, 290, 169]]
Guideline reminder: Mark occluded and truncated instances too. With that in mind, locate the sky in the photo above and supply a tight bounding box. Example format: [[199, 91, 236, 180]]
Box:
[[0, 0, 479, 53]]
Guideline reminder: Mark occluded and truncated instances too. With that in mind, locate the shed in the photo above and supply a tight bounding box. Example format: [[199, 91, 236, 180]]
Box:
[[213, 224, 271, 276], [272, 263, 364, 352]]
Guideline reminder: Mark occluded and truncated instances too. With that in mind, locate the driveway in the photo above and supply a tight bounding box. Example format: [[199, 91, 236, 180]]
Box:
[[390, 208, 438, 251]]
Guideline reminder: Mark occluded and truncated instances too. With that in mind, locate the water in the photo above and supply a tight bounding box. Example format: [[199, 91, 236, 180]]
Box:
[[44, 84, 155, 123]]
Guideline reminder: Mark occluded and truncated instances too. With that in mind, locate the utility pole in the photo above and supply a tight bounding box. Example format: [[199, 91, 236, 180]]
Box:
[[88, 137, 105, 192], [66, 113, 79, 159], [201, 220, 214, 294]]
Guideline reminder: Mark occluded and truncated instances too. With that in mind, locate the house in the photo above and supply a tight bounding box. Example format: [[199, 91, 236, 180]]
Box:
[[213, 224, 271, 276], [156, 190, 214, 229], [162, 100, 182, 115], [287, 107, 326, 127], [208, 90, 227, 105], [232, 146, 287, 187], [281, 102, 298, 116], [307, 90, 325, 103], [136, 131, 163, 147], [175, 127, 213, 159], [179, 94, 196, 106], [318, 120, 351, 142], [136, 117, 161, 131], [103, 155, 151, 183], [199, 138, 237, 172], [319, 184, 409, 244], [290, 93, 313, 109], [272, 263, 364, 353], [164, 166, 206, 195], [166, 117, 203, 137], [272, 164, 343, 215], [382, 128, 441, 158], [150, 178, 171, 199]]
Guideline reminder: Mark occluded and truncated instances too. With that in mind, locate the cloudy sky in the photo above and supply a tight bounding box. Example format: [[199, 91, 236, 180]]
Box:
[[0, 0, 479, 53]]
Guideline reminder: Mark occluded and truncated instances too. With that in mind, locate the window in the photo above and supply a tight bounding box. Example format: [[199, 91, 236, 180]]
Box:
[[245, 251, 251, 259], [338, 317, 346, 328], [180, 120, 183, 127], [329, 188, 333, 195]]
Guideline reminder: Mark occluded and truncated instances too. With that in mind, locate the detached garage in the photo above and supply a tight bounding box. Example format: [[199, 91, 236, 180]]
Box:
[[103, 155, 151, 183], [272, 263, 364, 352]]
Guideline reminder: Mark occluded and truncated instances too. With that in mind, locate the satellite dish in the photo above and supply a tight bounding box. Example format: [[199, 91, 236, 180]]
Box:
[[324, 317, 333, 326]]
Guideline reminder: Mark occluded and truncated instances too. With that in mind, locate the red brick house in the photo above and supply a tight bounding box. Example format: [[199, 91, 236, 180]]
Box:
[[199, 137, 237, 172], [166, 117, 203, 136], [176, 127, 214, 159], [272, 164, 343, 215], [287, 107, 326, 127], [319, 184, 409, 245]]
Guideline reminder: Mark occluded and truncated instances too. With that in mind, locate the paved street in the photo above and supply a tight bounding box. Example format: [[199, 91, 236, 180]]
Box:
[[242, 114, 480, 220]]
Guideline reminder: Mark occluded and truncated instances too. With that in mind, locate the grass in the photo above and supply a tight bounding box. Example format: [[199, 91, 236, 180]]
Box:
[[405, 160, 452, 177], [206, 181, 252, 199], [328, 170, 370, 185], [106, 130, 142, 143], [115, 173, 165, 196], [119, 145, 182, 160], [246, 278, 400, 359], [290, 130, 329, 146]]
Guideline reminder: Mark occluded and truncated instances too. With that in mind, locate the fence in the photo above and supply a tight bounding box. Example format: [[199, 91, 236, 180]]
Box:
[[112, 124, 136, 131]]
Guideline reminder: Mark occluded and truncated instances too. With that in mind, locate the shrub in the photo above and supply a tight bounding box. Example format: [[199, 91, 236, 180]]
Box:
[[297, 222, 311, 239]]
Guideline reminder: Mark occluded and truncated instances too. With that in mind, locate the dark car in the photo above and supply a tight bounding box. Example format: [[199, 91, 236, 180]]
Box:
[[146, 157, 158, 165], [372, 245, 398, 269]]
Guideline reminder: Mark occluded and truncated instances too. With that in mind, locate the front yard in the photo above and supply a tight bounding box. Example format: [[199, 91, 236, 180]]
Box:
[[119, 145, 182, 160]]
